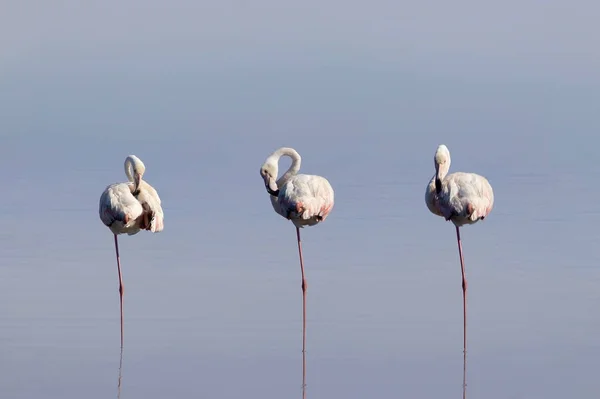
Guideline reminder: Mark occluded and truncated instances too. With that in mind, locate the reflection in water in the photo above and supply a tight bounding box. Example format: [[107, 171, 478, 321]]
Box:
[[117, 346, 124, 399], [302, 344, 306, 399], [463, 348, 467, 399]]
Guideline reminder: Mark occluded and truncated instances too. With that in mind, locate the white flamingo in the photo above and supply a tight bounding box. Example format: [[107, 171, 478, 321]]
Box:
[[260, 147, 334, 396], [99, 155, 164, 346], [425, 144, 494, 399]]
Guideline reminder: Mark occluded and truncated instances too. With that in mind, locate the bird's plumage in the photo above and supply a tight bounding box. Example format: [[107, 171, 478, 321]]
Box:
[[425, 145, 494, 227], [436, 172, 494, 226], [261, 147, 334, 228], [99, 155, 164, 235], [273, 174, 334, 227], [99, 182, 144, 235], [136, 180, 164, 233]]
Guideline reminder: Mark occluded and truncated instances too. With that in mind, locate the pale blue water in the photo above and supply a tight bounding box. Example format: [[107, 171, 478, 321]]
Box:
[[2, 1, 600, 398]]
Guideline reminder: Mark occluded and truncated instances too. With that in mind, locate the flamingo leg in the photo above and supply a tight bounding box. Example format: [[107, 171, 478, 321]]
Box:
[[296, 226, 307, 399], [114, 234, 124, 348], [455, 226, 467, 399]]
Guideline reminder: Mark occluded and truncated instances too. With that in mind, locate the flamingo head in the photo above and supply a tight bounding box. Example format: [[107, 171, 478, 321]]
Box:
[[260, 161, 279, 197], [434, 145, 451, 193]]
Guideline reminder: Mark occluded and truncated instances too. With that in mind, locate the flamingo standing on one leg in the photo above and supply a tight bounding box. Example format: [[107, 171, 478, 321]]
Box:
[[425, 144, 494, 399], [99, 155, 164, 347], [260, 147, 334, 398]]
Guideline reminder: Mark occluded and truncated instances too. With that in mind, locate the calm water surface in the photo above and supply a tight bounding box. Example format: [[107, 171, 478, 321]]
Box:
[[1, 125, 599, 399]]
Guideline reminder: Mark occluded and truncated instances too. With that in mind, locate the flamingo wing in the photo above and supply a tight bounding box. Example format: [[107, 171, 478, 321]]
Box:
[[279, 174, 334, 225], [440, 172, 494, 223], [136, 180, 164, 233], [99, 182, 144, 235]]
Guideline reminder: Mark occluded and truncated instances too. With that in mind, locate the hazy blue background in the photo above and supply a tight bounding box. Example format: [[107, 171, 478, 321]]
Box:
[[1, 1, 599, 398]]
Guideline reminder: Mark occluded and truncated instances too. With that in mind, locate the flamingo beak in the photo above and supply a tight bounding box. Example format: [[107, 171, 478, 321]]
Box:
[[435, 165, 442, 194], [263, 174, 279, 197]]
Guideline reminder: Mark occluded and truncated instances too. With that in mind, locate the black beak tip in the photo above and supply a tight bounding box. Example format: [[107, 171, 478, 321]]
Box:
[[435, 178, 442, 193], [265, 184, 279, 197]]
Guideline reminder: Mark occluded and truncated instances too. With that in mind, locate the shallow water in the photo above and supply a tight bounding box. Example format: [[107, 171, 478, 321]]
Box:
[[1, 123, 599, 398], [2, 2, 600, 396]]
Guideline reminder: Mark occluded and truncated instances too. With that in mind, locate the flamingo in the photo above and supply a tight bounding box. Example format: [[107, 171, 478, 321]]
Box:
[[99, 155, 164, 346], [260, 147, 334, 396], [425, 144, 494, 398]]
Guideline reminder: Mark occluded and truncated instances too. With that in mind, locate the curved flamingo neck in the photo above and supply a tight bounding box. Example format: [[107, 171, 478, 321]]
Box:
[[124, 158, 135, 183], [271, 147, 302, 186], [124, 155, 145, 192]]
